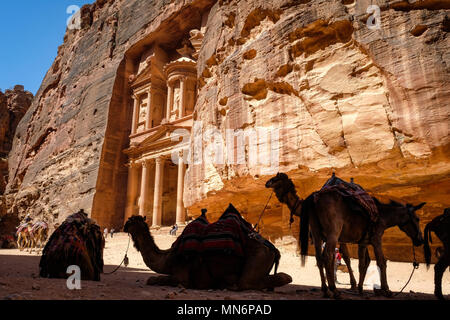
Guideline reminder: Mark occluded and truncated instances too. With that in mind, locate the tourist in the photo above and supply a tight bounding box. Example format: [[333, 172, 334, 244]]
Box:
[[103, 228, 108, 240], [110, 228, 115, 238], [170, 224, 178, 236], [334, 248, 342, 284]]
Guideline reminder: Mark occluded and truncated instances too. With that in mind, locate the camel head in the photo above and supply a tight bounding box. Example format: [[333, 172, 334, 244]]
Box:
[[377, 200, 425, 247], [265, 173, 297, 203], [123, 215, 151, 252]]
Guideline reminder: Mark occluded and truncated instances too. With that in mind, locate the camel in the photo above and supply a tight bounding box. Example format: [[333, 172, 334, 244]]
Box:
[[16, 223, 33, 251], [39, 209, 104, 281], [29, 221, 49, 254], [123, 204, 292, 290], [423, 207, 450, 300], [299, 186, 425, 299], [265, 172, 358, 290]]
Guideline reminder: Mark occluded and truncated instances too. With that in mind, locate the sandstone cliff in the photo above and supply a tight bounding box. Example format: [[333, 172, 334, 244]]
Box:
[[4, 0, 449, 262], [0, 85, 33, 239]]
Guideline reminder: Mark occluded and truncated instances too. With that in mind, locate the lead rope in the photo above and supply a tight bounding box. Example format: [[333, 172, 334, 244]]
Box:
[[394, 245, 419, 296], [104, 234, 131, 275], [254, 191, 274, 233]]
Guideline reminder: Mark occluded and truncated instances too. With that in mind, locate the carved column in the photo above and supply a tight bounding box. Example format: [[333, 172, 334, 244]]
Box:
[[152, 157, 165, 227], [145, 87, 152, 130], [139, 160, 150, 217], [131, 95, 139, 134], [179, 77, 186, 119], [176, 151, 186, 225], [166, 83, 173, 122], [125, 161, 139, 221]]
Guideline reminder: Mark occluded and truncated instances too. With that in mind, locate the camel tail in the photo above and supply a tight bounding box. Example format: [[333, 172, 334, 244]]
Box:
[[299, 195, 312, 267], [423, 223, 432, 269]]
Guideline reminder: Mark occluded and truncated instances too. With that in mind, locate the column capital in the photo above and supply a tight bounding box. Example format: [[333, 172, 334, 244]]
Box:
[[155, 157, 166, 165]]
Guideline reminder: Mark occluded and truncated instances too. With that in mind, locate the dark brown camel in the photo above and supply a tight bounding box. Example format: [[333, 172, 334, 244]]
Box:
[[39, 210, 105, 281], [423, 207, 450, 300], [299, 189, 425, 298], [123, 206, 292, 291], [265, 172, 358, 290]]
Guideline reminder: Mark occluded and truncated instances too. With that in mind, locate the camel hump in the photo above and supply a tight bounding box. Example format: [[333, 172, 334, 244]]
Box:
[[319, 174, 379, 223]]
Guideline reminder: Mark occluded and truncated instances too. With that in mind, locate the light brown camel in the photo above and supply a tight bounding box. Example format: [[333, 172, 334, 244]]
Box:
[[265, 172, 358, 290], [300, 188, 425, 299], [16, 223, 32, 251], [29, 222, 49, 254], [123, 206, 292, 291]]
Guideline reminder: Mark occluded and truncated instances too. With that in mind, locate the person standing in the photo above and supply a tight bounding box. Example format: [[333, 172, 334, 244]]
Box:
[[334, 248, 342, 284]]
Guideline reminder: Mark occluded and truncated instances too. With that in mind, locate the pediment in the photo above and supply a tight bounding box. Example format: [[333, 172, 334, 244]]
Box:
[[138, 124, 191, 149]]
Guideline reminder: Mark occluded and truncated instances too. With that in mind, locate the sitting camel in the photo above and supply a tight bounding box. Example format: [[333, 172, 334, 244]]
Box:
[[423, 207, 450, 300], [39, 209, 105, 281], [124, 204, 292, 290]]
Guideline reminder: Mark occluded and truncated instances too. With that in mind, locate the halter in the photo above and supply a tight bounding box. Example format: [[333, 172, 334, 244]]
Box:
[[289, 198, 303, 226]]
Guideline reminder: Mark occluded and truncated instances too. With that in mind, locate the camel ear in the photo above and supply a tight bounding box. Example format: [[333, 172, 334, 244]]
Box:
[[414, 202, 426, 211], [143, 216, 147, 221]]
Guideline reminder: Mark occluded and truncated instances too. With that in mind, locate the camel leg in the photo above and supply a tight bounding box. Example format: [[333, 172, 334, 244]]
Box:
[[237, 245, 291, 290], [434, 255, 448, 300], [314, 240, 329, 297], [339, 243, 357, 291], [372, 241, 392, 297], [357, 245, 370, 295], [323, 238, 341, 299]]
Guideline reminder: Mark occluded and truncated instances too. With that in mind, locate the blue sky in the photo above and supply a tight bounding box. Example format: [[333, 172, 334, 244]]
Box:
[[0, 1, 94, 95]]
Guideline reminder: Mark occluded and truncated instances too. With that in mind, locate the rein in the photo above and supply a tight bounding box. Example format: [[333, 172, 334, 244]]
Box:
[[254, 191, 274, 233], [394, 245, 419, 296], [289, 198, 302, 227], [104, 234, 131, 275]]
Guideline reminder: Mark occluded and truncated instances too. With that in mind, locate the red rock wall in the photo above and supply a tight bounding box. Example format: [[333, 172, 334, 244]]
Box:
[[3, 0, 449, 262], [183, 0, 450, 262]]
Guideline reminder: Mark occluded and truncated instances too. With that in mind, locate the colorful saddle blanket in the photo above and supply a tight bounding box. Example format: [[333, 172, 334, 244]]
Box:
[[172, 204, 253, 256], [315, 175, 379, 223]]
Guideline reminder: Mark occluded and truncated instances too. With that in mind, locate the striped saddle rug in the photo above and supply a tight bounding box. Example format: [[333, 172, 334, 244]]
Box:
[[172, 204, 254, 256]]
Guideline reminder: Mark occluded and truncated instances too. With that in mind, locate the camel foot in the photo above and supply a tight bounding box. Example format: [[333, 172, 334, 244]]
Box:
[[374, 288, 392, 297], [265, 272, 292, 289], [333, 290, 342, 300], [434, 291, 445, 300]]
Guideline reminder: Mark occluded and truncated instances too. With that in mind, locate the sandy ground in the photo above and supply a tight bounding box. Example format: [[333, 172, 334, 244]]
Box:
[[0, 231, 448, 300]]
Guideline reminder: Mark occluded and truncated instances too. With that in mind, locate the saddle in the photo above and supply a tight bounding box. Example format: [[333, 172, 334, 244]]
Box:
[[315, 174, 379, 223], [172, 204, 270, 257]]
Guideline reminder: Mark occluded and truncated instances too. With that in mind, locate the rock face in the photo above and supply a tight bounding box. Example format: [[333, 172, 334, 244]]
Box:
[[0, 85, 33, 238], [0, 86, 33, 193], [4, 0, 449, 262], [183, 0, 450, 262]]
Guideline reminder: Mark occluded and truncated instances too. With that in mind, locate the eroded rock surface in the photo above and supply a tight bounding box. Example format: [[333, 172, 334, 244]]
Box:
[[4, 0, 449, 261]]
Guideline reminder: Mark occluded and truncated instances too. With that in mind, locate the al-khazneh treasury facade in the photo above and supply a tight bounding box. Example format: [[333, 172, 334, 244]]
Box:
[[122, 31, 203, 228]]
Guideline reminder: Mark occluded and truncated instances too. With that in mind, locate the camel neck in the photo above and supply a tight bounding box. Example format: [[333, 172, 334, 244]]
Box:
[[284, 192, 302, 217], [131, 229, 170, 274]]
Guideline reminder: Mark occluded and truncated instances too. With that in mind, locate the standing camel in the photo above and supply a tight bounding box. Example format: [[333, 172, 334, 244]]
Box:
[[29, 221, 49, 254], [299, 188, 425, 298], [423, 208, 450, 300], [16, 223, 32, 251], [265, 172, 358, 290]]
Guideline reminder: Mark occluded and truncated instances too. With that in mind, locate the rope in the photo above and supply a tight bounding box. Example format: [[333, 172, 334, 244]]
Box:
[[394, 245, 419, 296], [254, 191, 274, 233], [104, 234, 131, 275]]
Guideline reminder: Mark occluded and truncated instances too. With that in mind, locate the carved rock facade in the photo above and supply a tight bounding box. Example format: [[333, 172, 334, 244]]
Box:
[[4, 0, 450, 261]]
